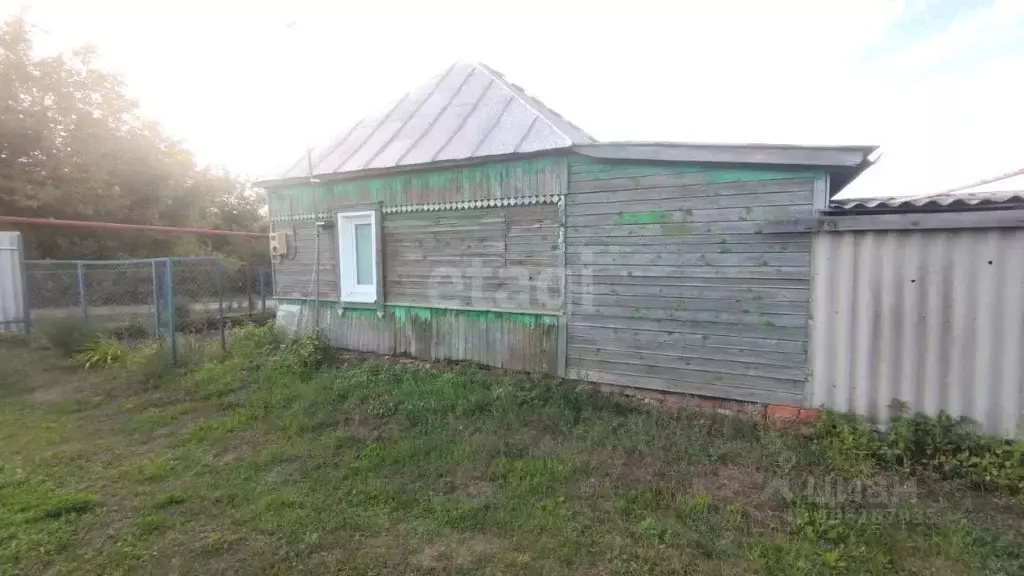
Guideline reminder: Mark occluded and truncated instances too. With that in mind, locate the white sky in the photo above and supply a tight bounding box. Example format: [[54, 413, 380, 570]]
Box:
[[5, 0, 1023, 198]]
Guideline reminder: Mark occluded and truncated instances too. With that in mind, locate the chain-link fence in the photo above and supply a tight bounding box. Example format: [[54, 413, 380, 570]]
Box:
[[25, 257, 271, 362]]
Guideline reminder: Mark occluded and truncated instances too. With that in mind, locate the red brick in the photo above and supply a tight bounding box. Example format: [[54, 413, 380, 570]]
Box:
[[798, 409, 822, 423], [766, 404, 802, 422]]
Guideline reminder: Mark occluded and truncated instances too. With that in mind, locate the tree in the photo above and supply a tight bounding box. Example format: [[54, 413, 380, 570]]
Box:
[[0, 16, 267, 260]]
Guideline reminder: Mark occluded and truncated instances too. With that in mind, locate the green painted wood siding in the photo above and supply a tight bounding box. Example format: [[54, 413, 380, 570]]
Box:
[[276, 302, 559, 374], [268, 156, 567, 219], [565, 155, 821, 405], [270, 156, 567, 305]]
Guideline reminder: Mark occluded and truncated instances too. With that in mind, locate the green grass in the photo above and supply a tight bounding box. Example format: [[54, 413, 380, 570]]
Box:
[[1, 329, 1022, 575]]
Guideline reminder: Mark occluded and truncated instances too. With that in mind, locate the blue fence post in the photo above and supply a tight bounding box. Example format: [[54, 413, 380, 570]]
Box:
[[164, 258, 176, 363], [76, 262, 88, 323], [216, 260, 226, 352], [151, 260, 160, 338]]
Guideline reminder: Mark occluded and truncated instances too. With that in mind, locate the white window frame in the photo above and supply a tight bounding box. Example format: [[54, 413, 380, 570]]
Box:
[[336, 210, 379, 303]]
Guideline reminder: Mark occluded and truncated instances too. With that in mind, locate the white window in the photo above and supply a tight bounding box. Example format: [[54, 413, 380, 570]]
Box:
[[336, 210, 379, 303]]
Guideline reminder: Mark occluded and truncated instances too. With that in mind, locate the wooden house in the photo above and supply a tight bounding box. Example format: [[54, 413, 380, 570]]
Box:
[[257, 62, 875, 407]]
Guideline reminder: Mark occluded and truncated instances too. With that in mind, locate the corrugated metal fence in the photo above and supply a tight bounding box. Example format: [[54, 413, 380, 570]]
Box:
[[0, 232, 28, 333], [810, 227, 1024, 438]]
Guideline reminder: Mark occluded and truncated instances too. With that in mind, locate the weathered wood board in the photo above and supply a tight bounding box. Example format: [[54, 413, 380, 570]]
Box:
[[564, 156, 818, 404]]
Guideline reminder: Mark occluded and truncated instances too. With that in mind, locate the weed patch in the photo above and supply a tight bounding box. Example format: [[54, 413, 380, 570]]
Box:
[[153, 492, 186, 508], [75, 335, 130, 369], [37, 492, 100, 520], [811, 408, 1024, 494]]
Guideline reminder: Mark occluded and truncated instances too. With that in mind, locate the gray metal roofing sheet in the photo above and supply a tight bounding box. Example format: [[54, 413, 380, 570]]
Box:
[[279, 62, 595, 179], [839, 170, 1024, 210], [840, 191, 1024, 210]]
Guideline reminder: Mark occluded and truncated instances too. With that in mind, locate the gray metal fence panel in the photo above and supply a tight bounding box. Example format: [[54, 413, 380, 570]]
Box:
[[0, 232, 28, 333], [24, 257, 271, 362], [809, 228, 1024, 438]]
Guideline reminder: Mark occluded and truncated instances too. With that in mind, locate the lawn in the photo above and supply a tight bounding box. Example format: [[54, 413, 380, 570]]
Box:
[[0, 329, 1022, 575]]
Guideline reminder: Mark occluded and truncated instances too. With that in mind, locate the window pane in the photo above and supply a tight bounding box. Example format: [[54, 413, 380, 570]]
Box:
[[354, 223, 373, 286]]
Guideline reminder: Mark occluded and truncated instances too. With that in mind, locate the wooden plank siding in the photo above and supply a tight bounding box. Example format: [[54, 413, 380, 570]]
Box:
[[383, 204, 562, 312], [272, 204, 561, 311], [268, 154, 568, 374], [565, 156, 819, 404], [269, 156, 566, 306], [272, 219, 340, 300]]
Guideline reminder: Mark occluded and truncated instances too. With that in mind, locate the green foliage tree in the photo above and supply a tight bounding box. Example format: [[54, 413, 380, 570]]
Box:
[[0, 16, 267, 260]]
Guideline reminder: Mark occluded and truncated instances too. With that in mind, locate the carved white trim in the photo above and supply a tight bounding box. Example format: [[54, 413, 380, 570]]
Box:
[[381, 194, 562, 214], [270, 195, 563, 222]]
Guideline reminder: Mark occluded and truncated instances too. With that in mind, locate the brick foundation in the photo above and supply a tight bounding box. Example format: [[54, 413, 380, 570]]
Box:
[[587, 381, 821, 428]]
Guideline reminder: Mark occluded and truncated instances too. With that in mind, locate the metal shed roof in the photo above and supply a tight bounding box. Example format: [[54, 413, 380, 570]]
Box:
[[839, 168, 1024, 211], [275, 62, 595, 181]]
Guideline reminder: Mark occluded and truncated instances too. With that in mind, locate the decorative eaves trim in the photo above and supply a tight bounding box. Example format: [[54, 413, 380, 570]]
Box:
[[270, 194, 562, 222], [382, 194, 561, 214], [272, 212, 334, 223]]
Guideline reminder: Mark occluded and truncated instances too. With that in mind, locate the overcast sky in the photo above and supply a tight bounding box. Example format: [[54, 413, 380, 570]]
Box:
[[6, 0, 1023, 198]]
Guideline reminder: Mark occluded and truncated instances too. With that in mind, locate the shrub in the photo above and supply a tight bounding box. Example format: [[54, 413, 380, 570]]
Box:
[[277, 329, 328, 376], [75, 335, 130, 369], [176, 333, 224, 367], [226, 324, 281, 362], [124, 342, 174, 384], [37, 316, 99, 357], [110, 321, 152, 341]]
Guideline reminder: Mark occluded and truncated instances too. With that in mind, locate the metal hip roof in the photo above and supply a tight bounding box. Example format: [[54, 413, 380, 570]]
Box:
[[276, 62, 595, 180]]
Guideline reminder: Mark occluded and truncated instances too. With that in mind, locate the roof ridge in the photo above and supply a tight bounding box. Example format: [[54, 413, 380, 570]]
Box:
[[393, 64, 475, 166], [470, 62, 594, 145], [362, 63, 459, 169]]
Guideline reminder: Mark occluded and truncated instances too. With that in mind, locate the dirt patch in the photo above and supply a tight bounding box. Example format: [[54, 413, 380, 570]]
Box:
[[29, 372, 91, 404], [454, 481, 495, 504], [691, 464, 766, 506], [616, 453, 669, 487], [414, 534, 505, 569], [456, 535, 504, 565], [414, 543, 450, 568], [918, 477, 1024, 537], [342, 411, 400, 441]]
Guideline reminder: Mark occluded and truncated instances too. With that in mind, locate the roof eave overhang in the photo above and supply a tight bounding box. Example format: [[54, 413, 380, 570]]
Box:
[[572, 141, 877, 168], [572, 142, 878, 194]]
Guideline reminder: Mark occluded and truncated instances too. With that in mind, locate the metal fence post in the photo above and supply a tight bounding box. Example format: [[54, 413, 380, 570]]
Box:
[[76, 262, 88, 323], [17, 233, 30, 335], [151, 260, 160, 337], [164, 258, 176, 363], [216, 260, 226, 352], [245, 262, 254, 316], [259, 266, 267, 313]]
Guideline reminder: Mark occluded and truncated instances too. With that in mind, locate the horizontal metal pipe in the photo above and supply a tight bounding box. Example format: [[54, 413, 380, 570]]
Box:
[[0, 215, 264, 238]]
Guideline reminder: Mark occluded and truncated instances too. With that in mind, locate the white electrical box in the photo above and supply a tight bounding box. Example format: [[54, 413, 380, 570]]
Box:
[[269, 232, 289, 260]]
